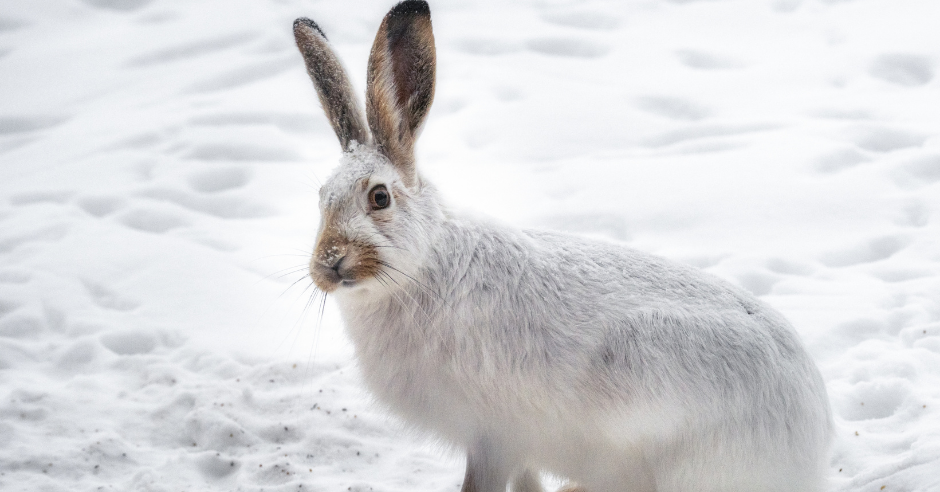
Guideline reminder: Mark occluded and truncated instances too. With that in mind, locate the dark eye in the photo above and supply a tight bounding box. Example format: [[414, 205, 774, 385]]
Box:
[[368, 185, 390, 210]]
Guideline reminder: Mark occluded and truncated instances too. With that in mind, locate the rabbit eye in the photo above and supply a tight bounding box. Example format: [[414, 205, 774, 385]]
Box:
[[368, 185, 390, 210]]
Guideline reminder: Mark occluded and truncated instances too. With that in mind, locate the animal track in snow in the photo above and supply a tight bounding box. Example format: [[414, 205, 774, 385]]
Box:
[[55, 339, 101, 371], [8, 190, 73, 206], [837, 379, 910, 421], [869, 54, 935, 87], [84, 280, 139, 312], [635, 96, 712, 121], [0, 224, 69, 254], [675, 50, 746, 70], [80, 0, 152, 11], [453, 38, 522, 56], [853, 127, 926, 153], [188, 167, 251, 194], [185, 143, 299, 162], [0, 115, 68, 135], [526, 38, 610, 58], [0, 47, 12, 60], [766, 258, 815, 276], [77, 195, 126, 217], [814, 148, 871, 173], [771, 0, 802, 12], [0, 17, 27, 32], [0, 311, 46, 339], [736, 272, 780, 296], [117, 207, 189, 233], [189, 112, 319, 134], [541, 11, 620, 30], [819, 235, 909, 267], [643, 123, 779, 147], [124, 32, 259, 67], [188, 57, 295, 93], [194, 452, 240, 479], [138, 188, 274, 219], [892, 155, 940, 188], [99, 330, 157, 355]]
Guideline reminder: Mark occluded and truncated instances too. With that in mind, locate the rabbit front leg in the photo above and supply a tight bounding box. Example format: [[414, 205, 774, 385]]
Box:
[[461, 439, 514, 492], [510, 469, 544, 492]]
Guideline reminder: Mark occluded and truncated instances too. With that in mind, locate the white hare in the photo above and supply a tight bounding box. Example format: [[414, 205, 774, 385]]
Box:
[[293, 2, 832, 491]]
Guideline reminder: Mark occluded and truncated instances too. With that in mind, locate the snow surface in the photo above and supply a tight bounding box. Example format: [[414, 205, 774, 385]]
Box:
[[1, 0, 939, 490]]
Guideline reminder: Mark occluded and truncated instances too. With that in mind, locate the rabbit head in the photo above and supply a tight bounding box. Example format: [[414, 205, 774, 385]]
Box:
[[294, 1, 441, 295]]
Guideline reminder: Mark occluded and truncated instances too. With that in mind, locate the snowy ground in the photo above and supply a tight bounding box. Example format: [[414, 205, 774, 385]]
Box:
[[1, 0, 939, 490]]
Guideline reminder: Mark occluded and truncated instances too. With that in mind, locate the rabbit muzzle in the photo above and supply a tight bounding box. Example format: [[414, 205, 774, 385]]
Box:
[[310, 234, 381, 293]]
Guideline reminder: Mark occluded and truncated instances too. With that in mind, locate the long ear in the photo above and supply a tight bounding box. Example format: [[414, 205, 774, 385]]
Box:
[[294, 17, 370, 150], [366, 0, 436, 187]]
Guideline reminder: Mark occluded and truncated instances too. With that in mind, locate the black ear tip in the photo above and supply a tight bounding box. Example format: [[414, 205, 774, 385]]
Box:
[[294, 17, 328, 40], [389, 0, 430, 17]]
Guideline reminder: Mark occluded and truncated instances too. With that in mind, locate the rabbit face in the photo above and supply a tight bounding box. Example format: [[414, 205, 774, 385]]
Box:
[[309, 145, 440, 294], [295, 4, 437, 295]]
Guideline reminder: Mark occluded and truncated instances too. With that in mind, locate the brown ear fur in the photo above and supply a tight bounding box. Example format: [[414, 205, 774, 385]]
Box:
[[294, 18, 370, 151], [366, 0, 436, 187]]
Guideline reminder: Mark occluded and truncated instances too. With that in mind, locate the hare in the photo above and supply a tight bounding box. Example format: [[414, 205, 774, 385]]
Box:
[[293, 2, 832, 491]]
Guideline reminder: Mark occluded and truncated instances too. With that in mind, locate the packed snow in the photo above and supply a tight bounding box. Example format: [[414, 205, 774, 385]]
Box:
[[1, 0, 939, 490]]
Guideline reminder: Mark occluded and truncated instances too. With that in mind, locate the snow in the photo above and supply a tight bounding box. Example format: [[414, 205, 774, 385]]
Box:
[[1, 0, 939, 490]]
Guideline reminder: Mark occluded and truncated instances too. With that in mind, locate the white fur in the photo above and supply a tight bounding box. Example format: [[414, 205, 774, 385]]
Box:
[[297, 4, 833, 491]]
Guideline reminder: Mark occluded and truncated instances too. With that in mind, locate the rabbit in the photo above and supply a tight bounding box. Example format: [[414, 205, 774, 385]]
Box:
[[293, 2, 833, 491]]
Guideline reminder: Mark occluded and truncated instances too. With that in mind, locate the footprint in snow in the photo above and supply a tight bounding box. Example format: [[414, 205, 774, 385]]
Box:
[[852, 127, 926, 153], [819, 235, 909, 268], [188, 57, 296, 93], [771, 0, 802, 13], [765, 258, 815, 276], [77, 195, 127, 217], [0, 17, 27, 32], [117, 207, 189, 233], [541, 11, 620, 31], [634, 95, 712, 121], [813, 148, 871, 173], [189, 112, 320, 134], [643, 123, 779, 147], [892, 155, 940, 188], [0, 115, 69, 135], [453, 38, 522, 56], [0, 311, 46, 339], [80, 0, 152, 11], [124, 32, 259, 67], [736, 271, 780, 297], [188, 167, 251, 194], [56, 339, 102, 371], [836, 379, 911, 421], [8, 190, 74, 206], [869, 53, 935, 87], [137, 187, 274, 219], [675, 50, 746, 70], [0, 47, 12, 60], [0, 224, 69, 254], [84, 280, 139, 312], [185, 142, 300, 162], [526, 38, 610, 59], [99, 329, 157, 355]]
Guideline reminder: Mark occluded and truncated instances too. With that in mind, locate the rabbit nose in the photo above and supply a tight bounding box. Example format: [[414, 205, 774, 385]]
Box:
[[329, 255, 346, 272], [315, 243, 348, 268]]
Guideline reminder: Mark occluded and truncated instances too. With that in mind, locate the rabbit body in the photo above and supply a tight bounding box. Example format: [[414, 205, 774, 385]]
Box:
[[294, 2, 832, 491], [332, 155, 831, 492]]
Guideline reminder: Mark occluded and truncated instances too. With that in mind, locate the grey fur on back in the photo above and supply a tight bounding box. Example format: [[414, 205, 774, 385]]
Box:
[[294, 2, 833, 491]]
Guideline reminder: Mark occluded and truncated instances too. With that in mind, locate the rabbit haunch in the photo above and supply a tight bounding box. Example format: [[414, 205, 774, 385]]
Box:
[[295, 1, 832, 491]]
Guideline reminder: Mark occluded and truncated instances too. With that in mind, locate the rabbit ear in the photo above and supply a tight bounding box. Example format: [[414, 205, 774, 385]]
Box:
[[294, 17, 371, 151], [366, 0, 436, 187]]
